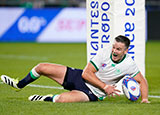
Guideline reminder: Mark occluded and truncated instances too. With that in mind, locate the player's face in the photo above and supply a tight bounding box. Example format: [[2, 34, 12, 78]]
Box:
[[111, 41, 128, 62]]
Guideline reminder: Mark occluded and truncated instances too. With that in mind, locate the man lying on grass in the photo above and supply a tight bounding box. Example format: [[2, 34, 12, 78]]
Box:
[[1, 35, 150, 103]]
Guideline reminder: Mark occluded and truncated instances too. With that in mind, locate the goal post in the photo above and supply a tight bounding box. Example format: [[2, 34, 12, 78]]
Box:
[[86, 0, 146, 92]]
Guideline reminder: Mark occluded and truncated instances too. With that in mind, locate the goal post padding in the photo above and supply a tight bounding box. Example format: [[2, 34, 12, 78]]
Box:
[[86, 0, 145, 93]]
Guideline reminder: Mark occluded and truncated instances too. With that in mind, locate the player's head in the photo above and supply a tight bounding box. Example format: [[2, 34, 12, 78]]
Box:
[[111, 35, 130, 62], [115, 35, 130, 49]]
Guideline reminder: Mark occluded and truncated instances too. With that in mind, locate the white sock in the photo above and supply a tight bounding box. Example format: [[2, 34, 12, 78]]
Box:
[[52, 94, 60, 103], [30, 66, 40, 79]]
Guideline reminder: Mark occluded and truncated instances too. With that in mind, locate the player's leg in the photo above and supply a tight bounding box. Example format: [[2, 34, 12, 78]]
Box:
[[29, 67, 98, 103], [29, 90, 90, 103], [34, 63, 67, 85], [1, 63, 67, 89], [54, 90, 90, 103]]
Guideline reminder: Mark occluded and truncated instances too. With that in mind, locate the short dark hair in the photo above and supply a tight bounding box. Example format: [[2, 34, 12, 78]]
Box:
[[115, 35, 130, 49]]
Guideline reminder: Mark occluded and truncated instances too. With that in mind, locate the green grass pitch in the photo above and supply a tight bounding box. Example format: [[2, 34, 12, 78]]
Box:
[[0, 42, 160, 115]]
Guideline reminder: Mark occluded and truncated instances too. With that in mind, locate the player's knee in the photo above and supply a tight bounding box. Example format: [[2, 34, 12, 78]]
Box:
[[35, 63, 48, 74], [54, 95, 66, 103]]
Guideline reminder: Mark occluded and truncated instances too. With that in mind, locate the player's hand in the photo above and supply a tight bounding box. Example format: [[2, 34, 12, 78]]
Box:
[[103, 85, 121, 97], [141, 99, 150, 103]]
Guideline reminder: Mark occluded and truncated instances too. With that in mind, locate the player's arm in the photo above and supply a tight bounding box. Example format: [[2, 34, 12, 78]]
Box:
[[82, 62, 120, 97], [133, 72, 150, 103]]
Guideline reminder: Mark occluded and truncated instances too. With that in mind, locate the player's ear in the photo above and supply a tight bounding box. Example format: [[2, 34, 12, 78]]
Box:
[[124, 48, 128, 54]]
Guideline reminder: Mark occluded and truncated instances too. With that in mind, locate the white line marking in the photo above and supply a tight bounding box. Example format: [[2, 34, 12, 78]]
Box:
[[148, 95, 160, 98], [0, 81, 160, 98], [0, 54, 48, 61], [0, 81, 63, 90], [28, 84, 63, 90]]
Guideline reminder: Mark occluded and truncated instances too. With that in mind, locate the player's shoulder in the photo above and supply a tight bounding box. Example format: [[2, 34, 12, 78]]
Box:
[[125, 54, 136, 65], [126, 54, 133, 59]]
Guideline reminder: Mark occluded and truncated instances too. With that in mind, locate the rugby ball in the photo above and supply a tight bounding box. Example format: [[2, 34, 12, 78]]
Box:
[[122, 77, 141, 101]]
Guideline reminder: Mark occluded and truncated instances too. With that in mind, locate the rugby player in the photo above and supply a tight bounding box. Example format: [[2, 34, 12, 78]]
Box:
[[1, 35, 150, 103]]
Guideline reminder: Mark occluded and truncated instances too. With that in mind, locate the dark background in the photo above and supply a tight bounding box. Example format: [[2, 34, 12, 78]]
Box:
[[146, 0, 160, 40]]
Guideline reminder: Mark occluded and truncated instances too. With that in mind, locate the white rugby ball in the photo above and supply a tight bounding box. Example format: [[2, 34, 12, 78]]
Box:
[[122, 77, 141, 101]]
